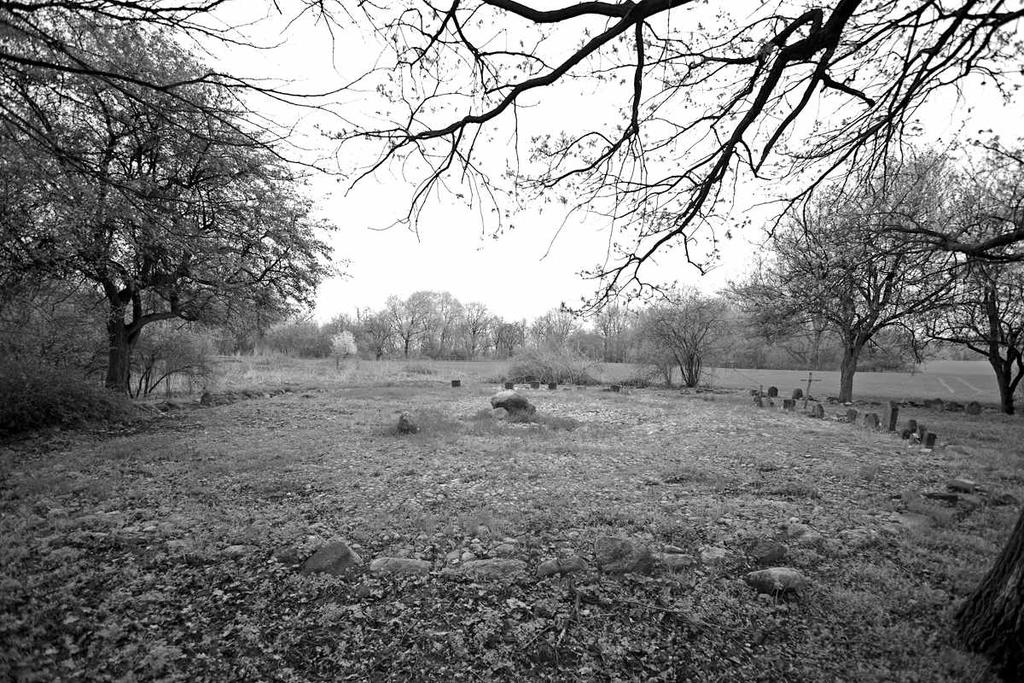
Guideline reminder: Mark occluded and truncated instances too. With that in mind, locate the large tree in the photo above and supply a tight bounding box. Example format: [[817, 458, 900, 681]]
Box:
[[929, 261, 1024, 414], [757, 159, 953, 401], [0, 24, 333, 392], [347, 0, 1024, 302]]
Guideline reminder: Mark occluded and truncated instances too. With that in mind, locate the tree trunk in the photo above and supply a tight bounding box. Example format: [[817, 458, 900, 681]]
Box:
[[104, 315, 132, 393], [992, 362, 1015, 415], [956, 508, 1024, 680], [838, 344, 861, 402]]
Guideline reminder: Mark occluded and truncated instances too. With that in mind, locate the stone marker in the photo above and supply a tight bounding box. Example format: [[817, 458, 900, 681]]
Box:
[[863, 413, 880, 430], [924, 433, 937, 449], [451, 379, 461, 388], [610, 384, 622, 393], [490, 390, 536, 418], [396, 412, 419, 434], [792, 388, 803, 400], [917, 424, 927, 441], [906, 418, 918, 435], [810, 403, 824, 418], [966, 401, 982, 415], [548, 382, 557, 390], [846, 408, 859, 423], [301, 540, 362, 576], [886, 402, 899, 432], [530, 381, 541, 389], [948, 479, 976, 493], [503, 382, 514, 390], [767, 386, 779, 398], [753, 396, 764, 408], [783, 399, 795, 411], [900, 428, 912, 440]]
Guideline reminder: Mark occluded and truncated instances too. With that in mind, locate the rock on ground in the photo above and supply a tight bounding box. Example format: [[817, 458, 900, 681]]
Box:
[[594, 536, 654, 574], [489, 390, 536, 418], [369, 557, 431, 576], [396, 412, 419, 434], [744, 567, 808, 595], [300, 540, 362, 576], [536, 556, 589, 578], [654, 553, 694, 571]]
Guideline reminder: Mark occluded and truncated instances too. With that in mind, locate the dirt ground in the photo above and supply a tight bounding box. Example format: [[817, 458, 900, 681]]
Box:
[[2, 368, 1021, 681]]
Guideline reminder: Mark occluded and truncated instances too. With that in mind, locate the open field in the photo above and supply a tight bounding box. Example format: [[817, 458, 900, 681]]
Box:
[[204, 356, 1006, 406], [2, 360, 1022, 680]]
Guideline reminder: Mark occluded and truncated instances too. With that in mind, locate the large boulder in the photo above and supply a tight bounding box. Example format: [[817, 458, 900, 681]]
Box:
[[489, 390, 536, 418]]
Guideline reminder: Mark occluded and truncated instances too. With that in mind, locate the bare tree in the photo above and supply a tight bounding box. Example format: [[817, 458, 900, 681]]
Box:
[[638, 290, 727, 387], [348, 1, 1024, 303], [761, 159, 954, 401], [928, 261, 1023, 414], [529, 308, 580, 351], [461, 302, 492, 359], [385, 292, 436, 358], [493, 319, 526, 358], [359, 310, 395, 360], [594, 303, 633, 362]]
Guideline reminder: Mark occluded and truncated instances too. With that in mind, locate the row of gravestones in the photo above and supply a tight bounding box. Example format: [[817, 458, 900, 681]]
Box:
[[459, 380, 625, 392], [755, 386, 804, 400], [753, 393, 940, 450]]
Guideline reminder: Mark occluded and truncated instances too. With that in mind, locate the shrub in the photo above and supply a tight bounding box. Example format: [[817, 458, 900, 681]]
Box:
[[0, 361, 138, 439], [507, 350, 598, 385], [130, 323, 214, 397]]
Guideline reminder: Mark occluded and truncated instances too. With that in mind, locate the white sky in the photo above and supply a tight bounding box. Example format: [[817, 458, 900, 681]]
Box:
[[206, 3, 1023, 323]]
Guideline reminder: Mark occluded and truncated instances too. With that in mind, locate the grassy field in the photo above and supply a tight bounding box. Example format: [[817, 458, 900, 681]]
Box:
[[201, 356, 1005, 405], [2, 359, 1021, 680]]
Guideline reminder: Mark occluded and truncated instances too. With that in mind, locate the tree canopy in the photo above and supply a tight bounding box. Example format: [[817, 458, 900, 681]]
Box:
[[344, 0, 1024, 302], [0, 19, 335, 391]]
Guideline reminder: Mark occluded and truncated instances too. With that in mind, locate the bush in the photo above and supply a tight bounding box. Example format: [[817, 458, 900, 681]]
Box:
[[506, 350, 599, 385], [0, 361, 138, 439]]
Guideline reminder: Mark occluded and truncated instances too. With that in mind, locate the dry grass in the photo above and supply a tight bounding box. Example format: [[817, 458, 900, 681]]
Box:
[[1, 358, 1020, 681]]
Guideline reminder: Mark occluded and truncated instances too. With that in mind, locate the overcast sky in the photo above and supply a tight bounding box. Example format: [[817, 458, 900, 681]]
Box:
[[208, 4, 1023, 323]]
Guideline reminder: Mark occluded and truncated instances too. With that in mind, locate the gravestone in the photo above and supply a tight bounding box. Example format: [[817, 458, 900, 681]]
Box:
[[610, 385, 621, 393], [846, 408, 859, 423], [810, 404, 824, 418], [767, 386, 779, 398], [917, 424, 927, 441], [966, 401, 982, 415], [548, 382, 557, 390], [886, 402, 899, 432], [783, 399, 795, 411], [792, 388, 803, 400], [924, 432, 937, 449], [530, 381, 541, 389], [753, 396, 764, 408], [503, 382, 514, 390], [451, 379, 461, 388], [863, 413, 880, 430], [900, 428, 912, 439], [906, 418, 918, 434]]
